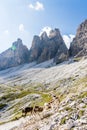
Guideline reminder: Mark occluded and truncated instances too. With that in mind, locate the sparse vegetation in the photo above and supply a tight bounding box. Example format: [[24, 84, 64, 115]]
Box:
[[0, 103, 7, 110], [60, 117, 66, 125], [78, 91, 87, 98], [65, 106, 73, 112], [73, 57, 82, 62], [79, 110, 84, 117], [0, 57, 87, 130]]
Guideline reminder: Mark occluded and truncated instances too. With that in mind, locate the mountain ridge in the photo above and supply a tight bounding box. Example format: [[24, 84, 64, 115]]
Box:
[[0, 19, 87, 70]]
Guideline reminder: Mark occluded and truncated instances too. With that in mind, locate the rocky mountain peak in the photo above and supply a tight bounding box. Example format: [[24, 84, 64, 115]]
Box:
[[2, 19, 87, 70], [12, 38, 23, 47], [31, 35, 40, 48], [29, 28, 69, 63], [40, 31, 48, 41], [69, 19, 87, 57], [0, 38, 29, 70], [76, 19, 87, 37], [49, 28, 60, 38]]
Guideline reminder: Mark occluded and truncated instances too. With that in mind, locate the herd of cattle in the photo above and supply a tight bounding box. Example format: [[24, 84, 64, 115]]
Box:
[[22, 95, 60, 116]]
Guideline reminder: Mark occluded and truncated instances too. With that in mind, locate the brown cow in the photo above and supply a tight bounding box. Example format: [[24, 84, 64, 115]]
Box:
[[33, 106, 43, 113], [22, 106, 33, 116]]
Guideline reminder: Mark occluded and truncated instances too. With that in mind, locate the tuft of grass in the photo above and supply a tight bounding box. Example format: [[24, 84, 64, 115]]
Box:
[[65, 107, 73, 112], [73, 57, 82, 62], [16, 90, 32, 99], [60, 117, 66, 125], [79, 110, 84, 117], [78, 91, 87, 99], [0, 93, 17, 102], [33, 93, 52, 106], [0, 90, 34, 102]]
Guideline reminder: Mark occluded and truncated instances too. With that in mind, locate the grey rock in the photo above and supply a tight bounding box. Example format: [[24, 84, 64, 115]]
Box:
[[59, 119, 75, 130], [71, 113, 79, 120], [29, 28, 69, 64], [29, 35, 42, 62], [70, 19, 87, 57], [82, 97, 87, 104], [78, 103, 86, 108], [75, 119, 87, 127]]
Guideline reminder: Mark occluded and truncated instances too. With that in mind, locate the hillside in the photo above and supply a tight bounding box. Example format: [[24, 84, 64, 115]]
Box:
[[0, 57, 87, 130], [0, 20, 87, 130]]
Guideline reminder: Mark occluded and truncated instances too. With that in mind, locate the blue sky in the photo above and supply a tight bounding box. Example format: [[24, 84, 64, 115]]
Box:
[[0, 0, 87, 52]]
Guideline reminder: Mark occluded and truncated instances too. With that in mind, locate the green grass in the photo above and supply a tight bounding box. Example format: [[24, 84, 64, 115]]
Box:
[[0, 93, 16, 102], [31, 92, 52, 106], [60, 117, 66, 125], [79, 110, 84, 117], [39, 93, 52, 105], [65, 106, 73, 112], [73, 57, 82, 62], [0, 90, 37, 102], [1, 75, 86, 125], [78, 91, 87, 99], [5, 90, 52, 122], [11, 111, 22, 121]]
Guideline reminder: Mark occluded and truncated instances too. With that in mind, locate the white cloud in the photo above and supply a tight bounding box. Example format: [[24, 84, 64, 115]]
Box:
[[29, 4, 34, 9], [19, 24, 24, 32], [63, 34, 75, 49], [39, 26, 52, 37], [28, 1, 44, 11]]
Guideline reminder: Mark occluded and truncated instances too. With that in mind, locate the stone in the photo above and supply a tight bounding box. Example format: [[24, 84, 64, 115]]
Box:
[[59, 119, 75, 130], [82, 97, 87, 104]]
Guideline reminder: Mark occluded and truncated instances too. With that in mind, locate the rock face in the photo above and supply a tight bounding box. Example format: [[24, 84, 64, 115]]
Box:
[[70, 19, 87, 57], [0, 29, 69, 71], [29, 28, 69, 63], [29, 35, 42, 62], [0, 38, 29, 70], [53, 39, 69, 64]]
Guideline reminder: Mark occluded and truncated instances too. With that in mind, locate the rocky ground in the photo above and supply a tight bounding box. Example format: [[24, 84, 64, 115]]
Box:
[[11, 95, 87, 130], [0, 58, 87, 130]]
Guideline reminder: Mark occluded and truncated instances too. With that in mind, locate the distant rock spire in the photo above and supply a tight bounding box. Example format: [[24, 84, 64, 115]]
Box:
[[0, 38, 29, 70], [69, 19, 87, 57]]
